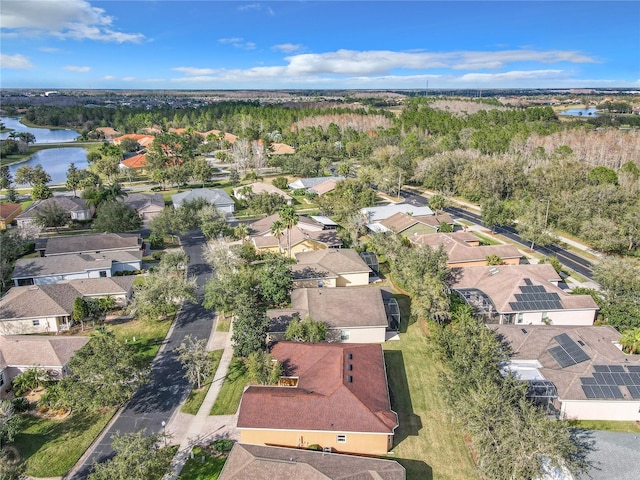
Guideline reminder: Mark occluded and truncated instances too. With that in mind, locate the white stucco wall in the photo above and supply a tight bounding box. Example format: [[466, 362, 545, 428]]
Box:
[[510, 309, 596, 326], [560, 399, 640, 421], [334, 326, 386, 343], [0, 316, 66, 335], [336, 272, 370, 287], [112, 261, 142, 272]]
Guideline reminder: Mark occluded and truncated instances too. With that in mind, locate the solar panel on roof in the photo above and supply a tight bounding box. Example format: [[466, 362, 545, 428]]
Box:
[[612, 373, 625, 385], [548, 334, 591, 368], [609, 365, 625, 373], [627, 385, 640, 399], [524, 278, 533, 286], [594, 365, 610, 372], [631, 373, 640, 384], [549, 346, 575, 368], [582, 385, 597, 398], [580, 377, 598, 385], [627, 365, 640, 373]]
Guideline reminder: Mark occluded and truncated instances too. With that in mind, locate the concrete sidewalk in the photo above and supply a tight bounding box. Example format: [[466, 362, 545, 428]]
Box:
[[164, 320, 238, 479]]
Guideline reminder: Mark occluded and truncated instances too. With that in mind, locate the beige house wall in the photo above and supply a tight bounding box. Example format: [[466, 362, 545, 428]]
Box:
[[239, 428, 392, 455], [336, 272, 370, 287], [258, 240, 328, 258], [511, 309, 596, 326], [0, 316, 68, 335], [560, 400, 640, 421], [293, 278, 337, 289], [336, 326, 387, 343]]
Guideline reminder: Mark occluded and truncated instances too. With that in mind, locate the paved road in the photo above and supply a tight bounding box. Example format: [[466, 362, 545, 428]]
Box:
[[69, 231, 214, 479], [400, 189, 594, 280]]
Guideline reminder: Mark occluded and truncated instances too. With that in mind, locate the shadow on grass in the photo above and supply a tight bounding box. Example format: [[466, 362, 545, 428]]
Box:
[[384, 350, 422, 446], [395, 457, 433, 480], [393, 293, 412, 333]]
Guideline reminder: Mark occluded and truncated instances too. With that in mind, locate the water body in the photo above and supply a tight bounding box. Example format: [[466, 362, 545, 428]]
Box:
[[559, 108, 600, 117], [9, 148, 89, 185], [0, 116, 80, 143]]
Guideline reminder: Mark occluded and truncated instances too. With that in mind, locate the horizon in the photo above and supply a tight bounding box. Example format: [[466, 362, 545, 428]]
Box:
[[1, 1, 638, 90]]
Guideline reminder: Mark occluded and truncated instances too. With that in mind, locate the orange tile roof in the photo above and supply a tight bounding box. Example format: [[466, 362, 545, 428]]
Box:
[[120, 154, 147, 169]]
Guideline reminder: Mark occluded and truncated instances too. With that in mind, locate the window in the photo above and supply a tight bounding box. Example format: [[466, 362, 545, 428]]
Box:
[[32, 320, 40, 326], [336, 435, 347, 443], [99, 270, 107, 277], [517, 313, 524, 324]]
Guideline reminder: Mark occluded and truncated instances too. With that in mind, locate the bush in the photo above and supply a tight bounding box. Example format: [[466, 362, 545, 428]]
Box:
[[210, 438, 234, 453], [12, 397, 31, 412], [272, 176, 289, 190], [21, 241, 35, 255], [152, 251, 165, 261], [151, 186, 162, 191], [293, 188, 306, 196], [149, 232, 164, 249]]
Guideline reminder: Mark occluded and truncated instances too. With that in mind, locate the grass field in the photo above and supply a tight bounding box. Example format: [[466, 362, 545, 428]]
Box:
[[181, 350, 224, 415], [178, 447, 227, 480], [108, 316, 173, 362], [209, 358, 248, 416], [383, 323, 479, 480], [215, 318, 231, 332], [568, 419, 640, 434], [13, 411, 113, 477]]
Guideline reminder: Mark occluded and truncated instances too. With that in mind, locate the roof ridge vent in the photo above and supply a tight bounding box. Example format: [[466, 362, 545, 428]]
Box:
[[489, 267, 500, 275]]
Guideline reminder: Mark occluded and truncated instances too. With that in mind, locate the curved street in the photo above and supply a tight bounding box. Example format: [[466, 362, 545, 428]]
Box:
[[67, 231, 214, 480]]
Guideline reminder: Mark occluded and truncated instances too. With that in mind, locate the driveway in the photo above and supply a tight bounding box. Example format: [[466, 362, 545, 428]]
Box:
[[68, 231, 214, 479]]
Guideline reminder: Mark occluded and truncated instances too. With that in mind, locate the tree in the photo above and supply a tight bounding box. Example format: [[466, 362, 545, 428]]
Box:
[[587, 166, 618, 185], [272, 176, 288, 190], [66, 162, 82, 197], [175, 335, 214, 389], [485, 254, 503, 266], [48, 327, 149, 410], [34, 201, 69, 232], [245, 349, 282, 385], [481, 197, 514, 232], [10, 367, 52, 396], [516, 200, 556, 250], [31, 183, 53, 200], [118, 137, 140, 153], [619, 327, 640, 355], [278, 204, 298, 257], [0, 165, 13, 191], [73, 297, 89, 331], [15, 164, 51, 187], [88, 430, 173, 480], [234, 223, 250, 241], [284, 316, 328, 342], [157, 248, 189, 273], [231, 293, 269, 357], [93, 201, 142, 233], [258, 254, 293, 307], [429, 193, 447, 214], [199, 205, 233, 239], [269, 220, 285, 253], [190, 157, 215, 187], [0, 399, 22, 450], [130, 270, 197, 320], [593, 257, 640, 330]]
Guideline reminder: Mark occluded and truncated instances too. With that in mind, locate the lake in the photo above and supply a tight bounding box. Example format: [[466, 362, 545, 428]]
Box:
[[559, 108, 600, 117], [0, 116, 80, 143], [9, 148, 89, 185]]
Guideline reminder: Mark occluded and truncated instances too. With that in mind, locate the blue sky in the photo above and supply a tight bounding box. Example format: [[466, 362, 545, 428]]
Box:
[[1, 1, 638, 90]]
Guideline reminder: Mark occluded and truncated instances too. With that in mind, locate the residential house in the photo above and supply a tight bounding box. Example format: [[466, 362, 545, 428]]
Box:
[[308, 178, 338, 196], [233, 182, 293, 205], [37, 232, 142, 257], [237, 342, 398, 455], [0, 203, 21, 229], [411, 232, 521, 267], [112, 133, 155, 148], [288, 176, 343, 191], [16, 196, 94, 229], [219, 443, 405, 480], [292, 249, 371, 288], [267, 287, 391, 343], [269, 142, 295, 155], [171, 188, 235, 213], [249, 213, 342, 257], [12, 250, 142, 286], [95, 127, 119, 140], [120, 153, 148, 171], [361, 203, 434, 223], [0, 277, 134, 335], [121, 193, 165, 222], [0, 335, 90, 396], [492, 325, 640, 421], [451, 264, 599, 325], [374, 212, 455, 236]]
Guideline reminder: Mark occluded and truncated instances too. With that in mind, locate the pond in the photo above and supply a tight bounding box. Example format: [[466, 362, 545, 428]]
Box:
[[9, 148, 89, 185], [0, 116, 80, 143], [559, 108, 600, 117]]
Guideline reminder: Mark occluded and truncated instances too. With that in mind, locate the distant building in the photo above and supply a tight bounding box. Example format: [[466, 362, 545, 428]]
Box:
[[171, 188, 235, 213], [16, 196, 94, 230]]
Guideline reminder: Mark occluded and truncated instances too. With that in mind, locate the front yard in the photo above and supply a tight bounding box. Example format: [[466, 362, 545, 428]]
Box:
[[209, 358, 248, 416]]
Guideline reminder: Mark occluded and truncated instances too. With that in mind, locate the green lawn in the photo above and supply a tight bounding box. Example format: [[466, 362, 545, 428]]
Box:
[[108, 316, 173, 362], [178, 447, 226, 480], [13, 411, 113, 477], [470, 231, 502, 246], [181, 350, 224, 415], [209, 358, 248, 416], [383, 323, 479, 480], [568, 419, 640, 434], [215, 318, 231, 332]]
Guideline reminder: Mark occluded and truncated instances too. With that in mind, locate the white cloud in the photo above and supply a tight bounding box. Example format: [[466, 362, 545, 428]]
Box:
[[1, 53, 33, 70], [40, 47, 61, 53], [218, 37, 256, 50], [122, 77, 135, 82], [102, 75, 116, 80], [173, 67, 218, 76], [272, 43, 304, 54], [1, 0, 144, 43], [63, 65, 90, 72], [237, 3, 274, 15]]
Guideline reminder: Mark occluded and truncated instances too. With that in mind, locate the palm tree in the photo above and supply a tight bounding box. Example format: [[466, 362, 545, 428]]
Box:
[[619, 328, 640, 354], [270, 220, 285, 253], [278, 205, 297, 258], [234, 223, 250, 242]]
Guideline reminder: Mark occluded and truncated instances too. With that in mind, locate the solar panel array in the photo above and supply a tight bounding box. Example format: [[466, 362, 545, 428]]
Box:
[[548, 333, 591, 368], [581, 364, 640, 399], [508, 281, 563, 312]]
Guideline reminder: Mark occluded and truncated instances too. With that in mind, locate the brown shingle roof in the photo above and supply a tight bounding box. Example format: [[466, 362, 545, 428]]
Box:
[[0, 335, 89, 368], [295, 249, 371, 275], [0, 203, 21, 220], [450, 264, 599, 313], [220, 443, 405, 480], [412, 232, 521, 264], [237, 342, 398, 434], [267, 287, 388, 331], [17, 196, 90, 220], [43, 233, 140, 256], [379, 212, 454, 232]]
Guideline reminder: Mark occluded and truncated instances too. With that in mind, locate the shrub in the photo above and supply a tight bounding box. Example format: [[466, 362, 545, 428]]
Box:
[[211, 438, 234, 453], [272, 176, 289, 190], [152, 251, 165, 261], [12, 397, 31, 413]]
